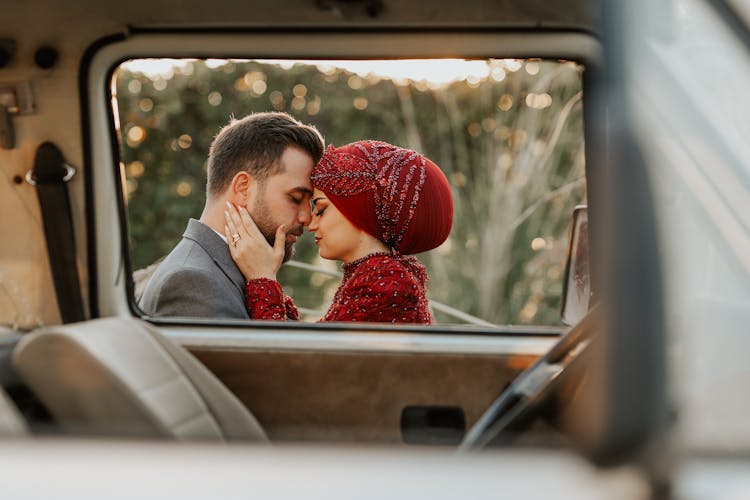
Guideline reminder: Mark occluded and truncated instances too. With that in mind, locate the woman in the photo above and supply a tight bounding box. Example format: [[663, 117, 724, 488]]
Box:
[[225, 140, 453, 324]]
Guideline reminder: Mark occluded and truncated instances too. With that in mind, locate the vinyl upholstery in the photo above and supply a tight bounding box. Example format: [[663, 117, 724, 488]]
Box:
[[0, 388, 27, 437], [12, 317, 267, 441]]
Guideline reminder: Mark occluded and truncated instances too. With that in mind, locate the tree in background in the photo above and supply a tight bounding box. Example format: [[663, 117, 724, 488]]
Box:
[[117, 58, 585, 325]]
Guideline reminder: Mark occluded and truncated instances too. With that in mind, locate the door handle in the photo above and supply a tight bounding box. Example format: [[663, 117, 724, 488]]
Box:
[[401, 405, 465, 445]]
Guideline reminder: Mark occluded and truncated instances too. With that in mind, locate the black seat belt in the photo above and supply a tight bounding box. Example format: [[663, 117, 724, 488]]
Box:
[[27, 142, 85, 323]]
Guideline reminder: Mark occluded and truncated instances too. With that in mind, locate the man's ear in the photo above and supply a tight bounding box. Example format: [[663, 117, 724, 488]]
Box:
[[228, 171, 258, 208]]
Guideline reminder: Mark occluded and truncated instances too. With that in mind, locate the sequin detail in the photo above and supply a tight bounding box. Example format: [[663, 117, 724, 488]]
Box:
[[244, 278, 299, 321], [310, 145, 376, 196], [324, 253, 431, 324], [244, 253, 431, 325], [311, 141, 428, 251]]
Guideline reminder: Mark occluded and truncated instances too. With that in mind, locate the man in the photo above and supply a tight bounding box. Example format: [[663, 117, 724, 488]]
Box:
[[139, 112, 324, 318]]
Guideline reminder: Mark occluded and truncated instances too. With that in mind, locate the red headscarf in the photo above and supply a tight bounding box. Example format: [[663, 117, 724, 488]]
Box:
[[311, 141, 453, 255]]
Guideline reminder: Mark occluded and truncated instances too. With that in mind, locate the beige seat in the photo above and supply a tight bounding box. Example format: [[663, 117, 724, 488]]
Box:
[[12, 317, 267, 441], [0, 388, 27, 437], [0, 326, 28, 437]]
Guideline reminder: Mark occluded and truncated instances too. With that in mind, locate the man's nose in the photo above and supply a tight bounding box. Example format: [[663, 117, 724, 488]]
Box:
[[299, 206, 312, 226]]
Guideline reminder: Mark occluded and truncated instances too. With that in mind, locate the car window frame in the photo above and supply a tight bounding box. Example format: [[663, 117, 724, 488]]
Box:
[[82, 30, 601, 340]]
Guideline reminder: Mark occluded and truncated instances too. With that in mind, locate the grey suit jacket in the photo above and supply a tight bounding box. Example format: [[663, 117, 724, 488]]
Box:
[[139, 219, 249, 319]]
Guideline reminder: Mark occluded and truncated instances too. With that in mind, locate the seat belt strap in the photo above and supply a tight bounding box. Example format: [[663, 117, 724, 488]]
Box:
[[28, 142, 85, 323]]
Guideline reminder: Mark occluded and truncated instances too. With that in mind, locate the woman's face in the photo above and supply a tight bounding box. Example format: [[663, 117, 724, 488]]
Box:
[[308, 189, 365, 263]]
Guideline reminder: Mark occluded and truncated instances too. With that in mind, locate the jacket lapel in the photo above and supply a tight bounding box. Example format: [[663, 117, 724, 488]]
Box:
[[182, 219, 246, 295]]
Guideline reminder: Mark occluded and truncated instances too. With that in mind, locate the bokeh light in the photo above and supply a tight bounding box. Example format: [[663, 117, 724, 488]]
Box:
[[126, 125, 146, 147], [498, 94, 513, 111], [526, 93, 553, 109], [531, 237, 547, 251], [177, 134, 192, 149], [207, 91, 222, 106]]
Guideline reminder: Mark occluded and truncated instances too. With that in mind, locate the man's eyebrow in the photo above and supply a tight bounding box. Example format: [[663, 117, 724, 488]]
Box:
[[290, 186, 314, 196]]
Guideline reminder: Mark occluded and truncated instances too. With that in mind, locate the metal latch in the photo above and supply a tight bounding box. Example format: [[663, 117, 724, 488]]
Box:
[[0, 82, 35, 149]]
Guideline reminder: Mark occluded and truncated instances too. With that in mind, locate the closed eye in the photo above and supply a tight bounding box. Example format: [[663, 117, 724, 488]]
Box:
[[311, 196, 328, 216]]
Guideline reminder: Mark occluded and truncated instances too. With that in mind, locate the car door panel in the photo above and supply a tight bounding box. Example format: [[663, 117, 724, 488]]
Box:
[[175, 331, 555, 442]]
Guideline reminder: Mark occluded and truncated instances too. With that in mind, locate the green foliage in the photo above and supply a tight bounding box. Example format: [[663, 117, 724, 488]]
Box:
[[117, 58, 585, 326]]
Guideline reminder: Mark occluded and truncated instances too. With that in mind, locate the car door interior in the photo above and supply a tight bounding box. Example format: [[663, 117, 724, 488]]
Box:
[[8, 316, 552, 444], [178, 329, 551, 443], [459, 307, 598, 450]]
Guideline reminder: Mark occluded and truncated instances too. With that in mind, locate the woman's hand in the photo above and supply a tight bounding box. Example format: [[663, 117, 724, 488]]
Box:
[[224, 201, 287, 281]]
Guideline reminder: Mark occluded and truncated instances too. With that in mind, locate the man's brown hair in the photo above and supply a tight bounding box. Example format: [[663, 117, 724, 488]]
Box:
[[206, 112, 324, 196]]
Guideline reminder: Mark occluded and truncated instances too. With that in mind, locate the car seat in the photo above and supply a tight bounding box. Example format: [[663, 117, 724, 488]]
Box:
[[12, 317, 267, 441], [0, 387, 27, 437]]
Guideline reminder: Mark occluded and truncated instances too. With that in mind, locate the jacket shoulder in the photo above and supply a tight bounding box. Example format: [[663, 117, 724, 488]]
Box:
[[138, 241, 246, 319]]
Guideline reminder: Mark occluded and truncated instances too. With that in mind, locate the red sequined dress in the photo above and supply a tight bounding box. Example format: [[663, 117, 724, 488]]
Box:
[[244, 252, 432, 324]]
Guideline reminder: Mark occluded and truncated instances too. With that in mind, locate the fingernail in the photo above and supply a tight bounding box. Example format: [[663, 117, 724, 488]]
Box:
[[224, 210, 229, 218]]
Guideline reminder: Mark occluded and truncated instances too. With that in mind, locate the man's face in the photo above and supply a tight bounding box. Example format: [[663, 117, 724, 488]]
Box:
[[249, 146, 314, 262]]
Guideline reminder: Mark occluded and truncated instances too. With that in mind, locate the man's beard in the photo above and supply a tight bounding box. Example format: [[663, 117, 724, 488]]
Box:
[[251, 192, 295, 263]]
